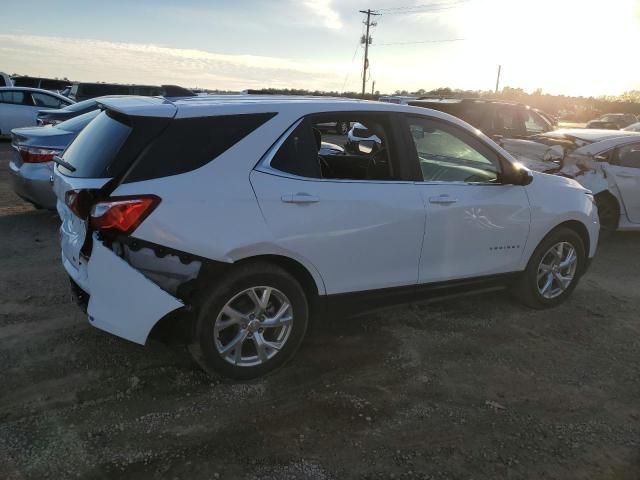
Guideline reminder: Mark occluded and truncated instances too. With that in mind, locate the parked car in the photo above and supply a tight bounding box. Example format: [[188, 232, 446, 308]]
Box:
[[0, 72, 13, 87], [500, 128, 640, 236], [378, 95, 417, 104], [12, 76, 71, 93], [10, 110, 99, 209], [623, 122, 640, 132], [52, 96, 598, 379], [586, 113, 638, 130], [67, 82, 195, 101], [409, 98, 554, 140], [37, 98, 101, 126], [315, 120, 351, 135], [0, 87, 74, 137]]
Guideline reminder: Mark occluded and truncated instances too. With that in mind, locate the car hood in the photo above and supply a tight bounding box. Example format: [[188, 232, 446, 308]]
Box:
[[11, 125, 77, 149], [529, 170, 586, 192]]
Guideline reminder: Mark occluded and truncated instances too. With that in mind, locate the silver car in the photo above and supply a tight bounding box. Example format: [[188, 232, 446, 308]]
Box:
[[9, 110, 99, 209]]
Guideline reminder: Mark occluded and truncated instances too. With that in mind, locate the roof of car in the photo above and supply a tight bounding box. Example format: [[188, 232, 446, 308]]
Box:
[[95, 94, 433, 119], [0, 86, 73, 101], [542, 128, 640, 143]]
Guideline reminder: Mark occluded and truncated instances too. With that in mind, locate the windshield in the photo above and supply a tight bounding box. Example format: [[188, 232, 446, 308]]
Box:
[[56, 110, 100, 134]]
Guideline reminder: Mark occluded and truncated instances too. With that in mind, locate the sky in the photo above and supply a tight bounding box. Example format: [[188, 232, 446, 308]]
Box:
[[1, 0, 639, 97]]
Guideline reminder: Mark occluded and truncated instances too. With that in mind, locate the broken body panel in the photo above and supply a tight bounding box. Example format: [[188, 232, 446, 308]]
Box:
[[502, 132, 640, 231]]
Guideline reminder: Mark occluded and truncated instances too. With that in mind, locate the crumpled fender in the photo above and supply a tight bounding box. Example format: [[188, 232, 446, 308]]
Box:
[[559, 154, 610, 195], [87, 237, 184, 345]]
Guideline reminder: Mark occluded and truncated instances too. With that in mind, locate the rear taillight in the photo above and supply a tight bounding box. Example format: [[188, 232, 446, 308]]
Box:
[[89, 195, 160, 235], [18, 146, 62, 163], [65, 189, 97, 219]]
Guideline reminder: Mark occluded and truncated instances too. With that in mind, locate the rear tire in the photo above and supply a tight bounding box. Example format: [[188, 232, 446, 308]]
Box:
[[190, 262, 309, 380], [513, 227, 586, 309]]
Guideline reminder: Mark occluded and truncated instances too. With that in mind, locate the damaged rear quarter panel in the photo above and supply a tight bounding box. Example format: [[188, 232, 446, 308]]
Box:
[[87, 237, 183, 345]]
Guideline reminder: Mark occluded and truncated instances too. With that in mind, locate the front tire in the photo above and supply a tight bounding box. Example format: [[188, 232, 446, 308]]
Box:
[[513, 227, 586, 309], [190, 262, 309, 380]]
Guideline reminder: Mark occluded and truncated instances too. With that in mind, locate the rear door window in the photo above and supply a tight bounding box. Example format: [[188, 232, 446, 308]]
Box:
[[0, 91, 29, 105], [269, 113, 404, 181]]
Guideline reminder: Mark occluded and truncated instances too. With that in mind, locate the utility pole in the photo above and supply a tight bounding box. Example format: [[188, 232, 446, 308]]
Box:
[[495, 65, 502, 94], [371, 80, 376, 96], [360, 9, 379, 97]]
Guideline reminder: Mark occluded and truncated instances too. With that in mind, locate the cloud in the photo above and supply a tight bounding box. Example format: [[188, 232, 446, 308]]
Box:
[[0, 34, 350, 91], [302, 0, 343, 29]]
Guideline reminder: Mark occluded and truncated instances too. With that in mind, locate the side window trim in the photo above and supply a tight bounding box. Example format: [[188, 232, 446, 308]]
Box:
[[404, 114, 510, 185]]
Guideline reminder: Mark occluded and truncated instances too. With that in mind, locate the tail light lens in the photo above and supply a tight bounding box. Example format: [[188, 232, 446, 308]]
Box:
[[65, 189, 97, 219], [18, 146, 62, 163], [90, 195, 160, 235]]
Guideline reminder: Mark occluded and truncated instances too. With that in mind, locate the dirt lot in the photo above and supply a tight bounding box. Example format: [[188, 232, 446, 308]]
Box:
[[0, 139, 639, 480]]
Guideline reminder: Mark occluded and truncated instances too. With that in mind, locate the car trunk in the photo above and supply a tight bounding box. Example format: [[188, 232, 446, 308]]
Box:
[[53, 106, 175, 286]]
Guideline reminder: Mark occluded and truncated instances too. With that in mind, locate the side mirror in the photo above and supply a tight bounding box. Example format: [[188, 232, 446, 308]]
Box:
[[501, 164, 533, 186], [358, 140, 375, 155]]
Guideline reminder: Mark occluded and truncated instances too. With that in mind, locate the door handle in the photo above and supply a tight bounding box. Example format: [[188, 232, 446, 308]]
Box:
[[281, 193, 320, 204], [429, 195, 458, 205], [615, 172, 637, 178]]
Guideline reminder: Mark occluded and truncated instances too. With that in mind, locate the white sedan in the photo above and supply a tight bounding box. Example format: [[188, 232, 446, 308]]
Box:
[[501, 128, 640, 236], [0, 87, 74, 137]]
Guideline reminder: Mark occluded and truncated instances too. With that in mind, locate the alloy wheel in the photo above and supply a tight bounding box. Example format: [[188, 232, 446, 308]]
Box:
[[214, 286, 293, 367], [536, 241, 578, 299]]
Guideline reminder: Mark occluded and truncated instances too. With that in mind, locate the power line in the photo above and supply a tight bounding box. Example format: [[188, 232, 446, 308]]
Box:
[[342, 39, 362, 92], [374, 0, 469, 14], [373, 38, 465, 46]]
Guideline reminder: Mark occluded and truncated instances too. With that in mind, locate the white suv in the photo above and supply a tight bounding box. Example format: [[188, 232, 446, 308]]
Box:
[[53, 95, 599, 379]]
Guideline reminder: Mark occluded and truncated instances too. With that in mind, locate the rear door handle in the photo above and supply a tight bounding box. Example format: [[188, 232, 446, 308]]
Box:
[[281, 193, 320, 204], [429, 195, 458, 205]]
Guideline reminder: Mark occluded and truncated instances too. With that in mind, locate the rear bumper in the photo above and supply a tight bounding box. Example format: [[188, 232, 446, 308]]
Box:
[[9, 159, 57, 210], [65, 236, 184, 345]]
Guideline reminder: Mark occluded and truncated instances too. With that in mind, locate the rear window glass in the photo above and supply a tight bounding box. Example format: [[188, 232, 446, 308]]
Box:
[[125, 113, 276, 182], [59, 111, 132, 177], [56, 110, 99, 134], [64, 99, 97, 112]]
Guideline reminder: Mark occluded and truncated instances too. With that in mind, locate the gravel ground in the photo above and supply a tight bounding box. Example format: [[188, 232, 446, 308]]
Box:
[[0, 139, 639, 479]]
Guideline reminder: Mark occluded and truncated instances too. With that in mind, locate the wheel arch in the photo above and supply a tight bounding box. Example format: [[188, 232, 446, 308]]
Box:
[[546, 219, 591, 263], [594, 190, 621, 225], [148, 253, 325, 343]]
